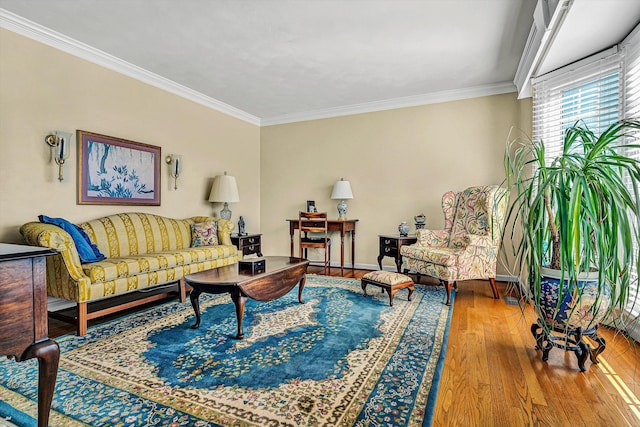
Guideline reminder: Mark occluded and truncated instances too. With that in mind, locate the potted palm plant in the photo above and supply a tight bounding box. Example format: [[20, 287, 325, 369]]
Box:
[[503, 119, 640, 371]]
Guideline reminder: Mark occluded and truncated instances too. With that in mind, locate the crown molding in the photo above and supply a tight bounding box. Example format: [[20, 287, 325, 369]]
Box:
[[261, 82, 517, 126], [1, 8, 518, 128], [0, 9, 261, 126]]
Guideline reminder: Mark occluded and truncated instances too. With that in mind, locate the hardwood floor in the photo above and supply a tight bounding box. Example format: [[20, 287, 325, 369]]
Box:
[[48, 266, 640, 426]]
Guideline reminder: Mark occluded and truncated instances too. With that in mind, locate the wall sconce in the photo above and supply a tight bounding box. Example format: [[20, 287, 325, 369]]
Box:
[[165, 154, 182, 190], [45, 131, 72, 182]]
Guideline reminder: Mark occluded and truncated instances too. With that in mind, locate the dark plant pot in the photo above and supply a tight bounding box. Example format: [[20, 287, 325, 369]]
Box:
[[537, 267, 611, 330], [531, 267, 610, 371]]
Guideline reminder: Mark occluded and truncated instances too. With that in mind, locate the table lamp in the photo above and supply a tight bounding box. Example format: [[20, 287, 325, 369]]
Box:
[[208, 171, 240, 220], [331, 178, 353, 220]]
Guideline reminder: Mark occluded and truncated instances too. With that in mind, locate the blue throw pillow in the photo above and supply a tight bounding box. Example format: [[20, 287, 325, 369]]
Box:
[[38, 215, 106, 263]]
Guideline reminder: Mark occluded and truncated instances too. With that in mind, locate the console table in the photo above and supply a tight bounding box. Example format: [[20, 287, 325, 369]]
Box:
[[0, 243, 59, 427], [287, 218, 358, 275]]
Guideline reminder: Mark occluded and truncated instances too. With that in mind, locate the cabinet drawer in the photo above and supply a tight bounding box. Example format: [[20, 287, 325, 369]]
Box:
[[244, 244, 259, 254], [245, 236, 261, 245], [380, 237, 398, 248], [381, 246, 398, 257]]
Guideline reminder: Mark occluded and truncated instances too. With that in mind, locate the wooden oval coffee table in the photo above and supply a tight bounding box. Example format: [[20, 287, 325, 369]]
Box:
[[184, 256, 310, 339]]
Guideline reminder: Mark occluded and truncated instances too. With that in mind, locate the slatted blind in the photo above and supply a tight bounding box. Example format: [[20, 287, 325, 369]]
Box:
[[532, 49, 622, 166], [532, 32, 640, 341], [622, 27, 640, 323]]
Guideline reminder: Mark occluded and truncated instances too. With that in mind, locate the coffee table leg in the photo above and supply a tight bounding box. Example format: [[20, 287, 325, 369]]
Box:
[[190, 288, 203, 329], [298, 275, 306, 304], [230, 289, 247, 339]]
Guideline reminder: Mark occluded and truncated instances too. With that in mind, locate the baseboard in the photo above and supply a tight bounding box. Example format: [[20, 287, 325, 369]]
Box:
[[307, 261, 400, 271], [307, 262, 527, 284], [496, 274, 520, 283]]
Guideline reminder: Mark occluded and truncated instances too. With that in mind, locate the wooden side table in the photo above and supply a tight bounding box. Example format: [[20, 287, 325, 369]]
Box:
[[0, 243, 59, 427], [378, 234, 418, 272], [231, 233, 262, 258]]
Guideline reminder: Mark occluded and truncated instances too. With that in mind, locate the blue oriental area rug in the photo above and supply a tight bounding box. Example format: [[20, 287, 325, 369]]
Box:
[[0, 275, 453, 427]]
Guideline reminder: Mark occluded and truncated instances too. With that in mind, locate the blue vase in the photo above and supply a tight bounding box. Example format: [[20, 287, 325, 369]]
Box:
[[537, 267, 610, 330], [398, 221, 410, 236]]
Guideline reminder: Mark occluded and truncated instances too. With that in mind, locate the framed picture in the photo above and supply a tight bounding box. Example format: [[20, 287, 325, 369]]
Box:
[[77, 130, 161, 205], [306, 200, 316, 212]]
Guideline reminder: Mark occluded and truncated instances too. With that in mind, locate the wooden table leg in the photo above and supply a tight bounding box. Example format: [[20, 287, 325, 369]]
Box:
[[289, 223, 295, 256], [24, 339, 59, 427], [340, 229, 345, 276], [395, 255, 405, 272], [230, 288, 247, 339], [298, 275, 307, 304], [189, 288, 203, 329], [351, 228, 356, 273]]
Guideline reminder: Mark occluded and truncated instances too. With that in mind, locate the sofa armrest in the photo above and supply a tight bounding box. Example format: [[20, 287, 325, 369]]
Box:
[[189, 216, 235, 246], [20, 222, 88, 281], [416, 229, 450, 247]]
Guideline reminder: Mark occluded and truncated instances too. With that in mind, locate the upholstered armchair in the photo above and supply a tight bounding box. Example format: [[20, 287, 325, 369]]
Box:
[[400, 185, 507, 305]]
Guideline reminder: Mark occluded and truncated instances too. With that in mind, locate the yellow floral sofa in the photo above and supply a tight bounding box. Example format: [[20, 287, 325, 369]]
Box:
[[20, 212, 239, 335]]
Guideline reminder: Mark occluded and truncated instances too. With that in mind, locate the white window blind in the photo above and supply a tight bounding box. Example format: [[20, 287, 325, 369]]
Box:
[[622, 27, 640, 323], [532, 49, 622, 165], [531, 27, 640, 341]]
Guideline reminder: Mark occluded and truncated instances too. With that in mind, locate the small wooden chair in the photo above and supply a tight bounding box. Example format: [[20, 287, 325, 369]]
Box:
[[299, 211, 331, 275]]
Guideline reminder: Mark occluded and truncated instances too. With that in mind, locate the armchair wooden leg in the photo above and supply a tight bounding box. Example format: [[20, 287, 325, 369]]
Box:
[[445, 281, 454, 306], [489, 278, 499, 299]]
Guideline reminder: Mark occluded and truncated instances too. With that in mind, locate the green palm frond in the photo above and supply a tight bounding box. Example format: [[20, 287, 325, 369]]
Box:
[[502, 119, 640, 328]]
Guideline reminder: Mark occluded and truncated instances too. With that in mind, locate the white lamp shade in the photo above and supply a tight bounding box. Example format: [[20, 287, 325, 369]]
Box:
[[331, 179, 353, 200], [208, 173, 240, 203]]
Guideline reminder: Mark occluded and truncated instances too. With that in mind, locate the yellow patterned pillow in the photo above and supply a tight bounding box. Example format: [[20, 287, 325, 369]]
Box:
[[191, 220, 219, 247]]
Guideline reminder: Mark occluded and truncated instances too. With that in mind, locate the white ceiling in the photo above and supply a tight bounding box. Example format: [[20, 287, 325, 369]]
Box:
[[0, 1, 638, 125]]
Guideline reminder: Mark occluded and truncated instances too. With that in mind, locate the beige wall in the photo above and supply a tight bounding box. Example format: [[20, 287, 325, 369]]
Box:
[[1, 28, 532, 277], [261, 94, 532, 274], [0, 29, 261, 243]]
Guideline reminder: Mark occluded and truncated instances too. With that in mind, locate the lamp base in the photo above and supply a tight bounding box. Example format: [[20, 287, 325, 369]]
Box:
[[220, 202, 232, 220], [337, 200, 347, 220]]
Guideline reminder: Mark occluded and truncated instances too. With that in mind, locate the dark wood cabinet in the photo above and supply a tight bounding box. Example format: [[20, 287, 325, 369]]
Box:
[[378, 234, 418, 272], [0, 243, 59, 427], [231, 233, 262, 258]]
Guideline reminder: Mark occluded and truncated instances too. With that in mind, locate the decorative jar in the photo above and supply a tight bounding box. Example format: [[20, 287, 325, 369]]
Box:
[[398, 221, 410, 236]]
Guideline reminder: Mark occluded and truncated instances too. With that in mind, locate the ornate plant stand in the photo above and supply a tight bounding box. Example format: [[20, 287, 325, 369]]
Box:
[[531, 322, 606, 372]]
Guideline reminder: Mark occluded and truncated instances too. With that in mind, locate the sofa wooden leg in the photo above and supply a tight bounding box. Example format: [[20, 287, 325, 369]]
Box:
[[489, 277, 499, 299], [179, 279, 187, 303], [445, 281, 454, 306], [77, 302, 87, 336]]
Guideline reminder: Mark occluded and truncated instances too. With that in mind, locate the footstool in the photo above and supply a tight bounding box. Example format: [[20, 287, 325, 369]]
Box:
[[361, 271, 414, 306]]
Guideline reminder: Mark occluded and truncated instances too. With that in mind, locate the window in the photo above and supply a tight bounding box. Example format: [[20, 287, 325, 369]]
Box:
[[561, 72, 619, 133], [532, 48, 622, 163], [622, 27, 640, 324], [532, 25, 640, 341]]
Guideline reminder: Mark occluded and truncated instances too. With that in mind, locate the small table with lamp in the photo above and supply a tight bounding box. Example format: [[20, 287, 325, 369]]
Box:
[[287, 219, 358, 275], [290, 177, 358, 275]]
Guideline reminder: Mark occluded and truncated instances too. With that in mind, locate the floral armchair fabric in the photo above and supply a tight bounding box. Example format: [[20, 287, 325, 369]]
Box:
[[400, 185, 507, 305]]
